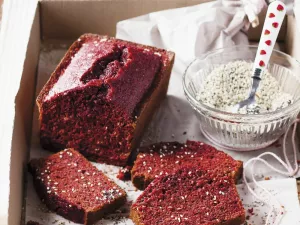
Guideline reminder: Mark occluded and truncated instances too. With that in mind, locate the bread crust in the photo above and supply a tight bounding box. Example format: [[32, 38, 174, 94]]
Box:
[[132, 161, 243, 190], [131, 141, 243, 190], [130, 168, 245, 225], [28, 149, 127, 225], [130, 209, 245, 225]]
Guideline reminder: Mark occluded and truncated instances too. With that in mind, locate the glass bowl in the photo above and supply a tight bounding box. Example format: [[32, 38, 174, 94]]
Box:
[[183, 45, 300, 151]]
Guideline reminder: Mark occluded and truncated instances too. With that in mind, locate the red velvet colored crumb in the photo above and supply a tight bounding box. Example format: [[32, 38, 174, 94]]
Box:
[[37, 34, 174, 166], [247, 208, 254, 215], [131, 140, 243, 189], [28, 149, 127, 225], [117, 166, 132, 181], [46, 38, 161, 114], [130, 167, 245, 225]]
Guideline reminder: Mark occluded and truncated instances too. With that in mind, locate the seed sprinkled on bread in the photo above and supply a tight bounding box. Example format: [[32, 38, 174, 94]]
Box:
[[37, 34, 175, 166], [131, 140, 243, 189], [131, 167, 245, 225], [28, 149, 127, 225]]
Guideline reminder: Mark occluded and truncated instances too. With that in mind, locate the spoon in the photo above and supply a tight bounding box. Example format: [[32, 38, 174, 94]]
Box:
[[233, 0, 286, 114]]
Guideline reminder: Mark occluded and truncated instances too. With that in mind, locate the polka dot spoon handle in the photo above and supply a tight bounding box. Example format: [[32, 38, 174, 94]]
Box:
[[253, 0, 286, 79], [234, 1, 286, 113]]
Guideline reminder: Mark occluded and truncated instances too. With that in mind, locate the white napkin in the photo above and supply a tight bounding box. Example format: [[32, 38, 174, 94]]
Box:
[[237, 178, 300, 224], [117, 1, 248, 66]]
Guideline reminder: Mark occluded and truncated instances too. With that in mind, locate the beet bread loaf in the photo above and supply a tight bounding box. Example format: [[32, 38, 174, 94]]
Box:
[[37, 34, 175, 166], [130, 167, 245, 225], [131, 140, 243, 189], [28, 149, 127, 225]]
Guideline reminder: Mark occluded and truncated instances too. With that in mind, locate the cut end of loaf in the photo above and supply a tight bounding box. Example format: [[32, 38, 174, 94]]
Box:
[[36, 34, 175, 166], [28, 149, 127, 225]]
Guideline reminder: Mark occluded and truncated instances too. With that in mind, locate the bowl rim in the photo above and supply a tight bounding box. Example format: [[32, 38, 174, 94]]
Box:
[[182, 45, 300, 122]]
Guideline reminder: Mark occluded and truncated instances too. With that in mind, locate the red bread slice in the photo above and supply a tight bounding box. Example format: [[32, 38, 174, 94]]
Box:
[[131, 140, 243, 189], [28, 149, 127, 225], [36, 34, 175, 166], [130, 167, 245, 225]]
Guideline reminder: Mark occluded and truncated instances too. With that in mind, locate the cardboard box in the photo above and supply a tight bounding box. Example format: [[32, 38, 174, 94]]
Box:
[[0, 0, 299, 224], [0, 0, 3, 22]]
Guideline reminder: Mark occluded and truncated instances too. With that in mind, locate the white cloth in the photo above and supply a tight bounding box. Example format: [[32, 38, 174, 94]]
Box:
[[117, 1, 249, 65]]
